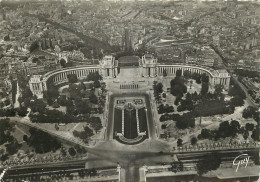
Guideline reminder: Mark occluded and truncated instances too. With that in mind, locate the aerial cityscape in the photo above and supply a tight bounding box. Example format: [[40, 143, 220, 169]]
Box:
[[0, 0, 259, 181]]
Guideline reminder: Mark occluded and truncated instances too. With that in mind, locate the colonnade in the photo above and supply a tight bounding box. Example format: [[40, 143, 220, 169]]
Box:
[[157, 65, 208, 76], [157, 65, 230, 90], [52, 68, 99, 85], [29, 63, 230, 98], [101, 68, 118, 78], [120, 84, 139, 89], [140, 67, 156, 77]]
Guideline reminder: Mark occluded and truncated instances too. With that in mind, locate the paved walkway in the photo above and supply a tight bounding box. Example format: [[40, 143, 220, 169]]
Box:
[[117, 67, 140, 81]]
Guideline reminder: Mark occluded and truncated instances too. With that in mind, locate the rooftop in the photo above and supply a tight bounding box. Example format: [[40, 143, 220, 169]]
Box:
[[118, 56, 139, 67]]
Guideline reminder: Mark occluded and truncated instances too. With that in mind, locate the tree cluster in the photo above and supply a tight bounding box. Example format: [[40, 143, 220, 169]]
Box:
[[169, 161, 184, 173], [73, 126, 94, 143], [170, 77, 187, 97], [197, 152, 221, 176], [193, 100, 231, 117], [183, 71, 203, 84], [234, 69, 259, 79], [242, 106, 259, 122], [67, 74, 78, 83], [88, 117, 102, 131], [67, 83, 88, 100], [29, 41, 39, 53], [30, 99, 46, 113], [200, 74, 209, 95], [177, 93, 194, 112], [0, 108, 16, 117], [44, 80, 59, 106], [0, 118, 14, 146], [26, 128, 61, 154], [160, 113, 195, 129], [228, 81, 246, 107], [198, 120, 257, 141], [153, 82, 163, 102], [158, 104, 174, 114], [86, 71, 102, 82], [5, 141, 22, 155], [29, 108, 80, 123]]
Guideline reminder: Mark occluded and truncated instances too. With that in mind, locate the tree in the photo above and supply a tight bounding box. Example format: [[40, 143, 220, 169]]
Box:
[[176, 69, 182, 77], [0, 153, 9, 162], [74, 99, 91, 115], [75, 145, 87, 154], [86, 71, 102, 82], [29, 41, 39, 53], [170, 77, 187, 97], [245, 123, 254, 131], [197, 152, 221, 176], [251, 129, 258, 141], [242, 106, 259, 121], [0, 118, 14, 145], [93, 80, 101, 88], [174, 96, 182, 105], [214, 84, 223, 96], [5, 141, 22, 155], [228, 120, 239, 134], [163, 69, 167, 77], [89, 117, 102, 131], [23, 135, 28, 142], [67, 74, 78, 83], [177, 139, 183, 147], [89, 94, 98, 104], [156, 83, 163, 94], [27, 128, 61, 154], [191, 137, 197, 145], [68, 147, 76, 156], [183, 70, 191, 78], [30, 99, 46, 113], [201, 74, 209, 83], [230, 96, 244, 107], [23, 87, 33, 99], [161, 124, 167, 129], [243, 130, 249, 140], [169, 161, 183, 173], [217, 121, 232, 138], [176, 113, 195, 129], [60, 59, 66, 68], [52, 101, 60, 108], [3, 34, 10, 41], [73, 126, 94, 142], [17, 107, 28, 117], [200, 128, 212, 139], [68, 83, 83, 100], [201, 82, 209, 95], [162, 93, 166, 98]]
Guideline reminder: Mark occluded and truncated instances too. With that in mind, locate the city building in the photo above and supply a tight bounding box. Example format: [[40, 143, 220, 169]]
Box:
[[29, 54, 231, 98]]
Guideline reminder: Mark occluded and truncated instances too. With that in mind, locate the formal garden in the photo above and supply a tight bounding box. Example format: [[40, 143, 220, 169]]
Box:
[[154, 71, 258, 146], [0, 71, 107, 164]]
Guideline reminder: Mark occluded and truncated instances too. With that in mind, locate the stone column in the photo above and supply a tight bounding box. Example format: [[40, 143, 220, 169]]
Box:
[[115, 67, 118, 77], [150, 67, 154, 77], [42, 81, 47, 91], [225, 77, 230, 90]]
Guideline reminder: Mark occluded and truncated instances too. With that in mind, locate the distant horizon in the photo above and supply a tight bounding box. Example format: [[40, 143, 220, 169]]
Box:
[[0, 0, 259, 2]]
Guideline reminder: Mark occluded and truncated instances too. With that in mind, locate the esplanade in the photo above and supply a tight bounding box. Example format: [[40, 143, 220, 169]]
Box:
[[29, 54, 230, 97]]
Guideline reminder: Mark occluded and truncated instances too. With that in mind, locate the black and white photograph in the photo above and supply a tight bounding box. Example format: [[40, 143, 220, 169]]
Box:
[[0, 0, 259, 181]]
